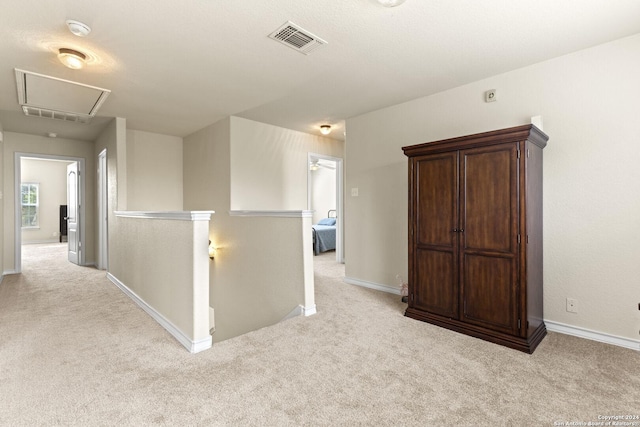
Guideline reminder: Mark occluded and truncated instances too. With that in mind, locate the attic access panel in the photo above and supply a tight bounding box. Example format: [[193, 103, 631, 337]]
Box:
[[15, 69, 111, 123]]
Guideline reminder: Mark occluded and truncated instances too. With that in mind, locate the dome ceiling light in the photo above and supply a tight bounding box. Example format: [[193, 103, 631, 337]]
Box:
[[58, 48, 87, 69], [320, 125, 332, 135]]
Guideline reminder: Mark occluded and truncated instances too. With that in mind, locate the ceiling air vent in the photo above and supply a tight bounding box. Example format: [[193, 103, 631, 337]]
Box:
[[15, 69, 110, 123], [21, 106, 91, 123], [268, 21, 327, 55]]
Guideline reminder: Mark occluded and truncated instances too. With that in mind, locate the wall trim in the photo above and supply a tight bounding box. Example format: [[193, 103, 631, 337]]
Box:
[[282, 304, 317, 321], [545, 320, 640, 352], [2, 270, 18, 276], [114, 210, 214, 221], [344, 276, 401, 295], [303, 304, 317, 316], [22, 239, 60, 244], [107, 272, 212, 353], [229, 210, 313, 218]]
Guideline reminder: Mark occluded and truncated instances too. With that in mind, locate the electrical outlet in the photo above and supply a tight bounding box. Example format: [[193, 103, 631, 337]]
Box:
[[566, 298, 578, 313], [485, 89, 497, 103]]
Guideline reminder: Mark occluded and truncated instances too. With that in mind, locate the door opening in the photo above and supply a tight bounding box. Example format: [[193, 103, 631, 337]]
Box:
[[307, 153, 344, 263], [14, 153, 86, 273]]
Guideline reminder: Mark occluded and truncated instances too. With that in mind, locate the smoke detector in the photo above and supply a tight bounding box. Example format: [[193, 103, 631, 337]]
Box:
[[378, 0, 407, 6], [66, 20, 91, 37]]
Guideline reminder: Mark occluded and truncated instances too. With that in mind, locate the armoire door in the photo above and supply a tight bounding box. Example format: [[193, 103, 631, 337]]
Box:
[[411, 152, 459, 318], [458, 143, 519, 334]]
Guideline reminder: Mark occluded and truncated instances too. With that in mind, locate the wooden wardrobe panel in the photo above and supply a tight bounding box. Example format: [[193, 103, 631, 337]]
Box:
[[415, 248, 458, 318], [415, 153, 457, 248], [461, 253, 517, 334], [461, 144, 518, 254]]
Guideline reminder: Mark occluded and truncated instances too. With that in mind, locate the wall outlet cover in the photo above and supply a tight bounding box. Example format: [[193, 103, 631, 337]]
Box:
[[485, 89, 497, 103]]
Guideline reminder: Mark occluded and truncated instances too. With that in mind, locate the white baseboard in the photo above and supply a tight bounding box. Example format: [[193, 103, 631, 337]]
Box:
[[282, 304, 317, 322], [2, 270, 18, 276], [545, 320, 639, 351], [106, 273, 212, 354], [303, 304, 317, 316], [22, 239, 60, 244], [344, 276, 401, 295]]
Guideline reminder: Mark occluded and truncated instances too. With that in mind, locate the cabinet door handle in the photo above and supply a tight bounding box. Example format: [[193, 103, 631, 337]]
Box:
[[452, 228, 458, 232], [459, 229, 464, 233]]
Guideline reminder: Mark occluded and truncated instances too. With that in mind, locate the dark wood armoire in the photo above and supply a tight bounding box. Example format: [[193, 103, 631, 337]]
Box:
[[402, 124, 548, 353]]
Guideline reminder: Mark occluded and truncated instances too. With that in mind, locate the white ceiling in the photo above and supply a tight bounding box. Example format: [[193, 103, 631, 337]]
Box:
[[1, 0, 639, 142]]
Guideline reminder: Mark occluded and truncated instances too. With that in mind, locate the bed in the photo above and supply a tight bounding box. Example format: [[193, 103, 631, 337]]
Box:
[[312, 210, 337, 255]]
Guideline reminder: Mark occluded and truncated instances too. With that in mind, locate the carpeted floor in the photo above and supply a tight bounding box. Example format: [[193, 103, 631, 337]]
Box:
[[0, 243, 638, 426]]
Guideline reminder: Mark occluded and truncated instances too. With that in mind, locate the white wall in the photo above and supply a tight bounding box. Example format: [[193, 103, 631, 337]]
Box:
[[184, 117, 315, 342], [94, 118, 124, 269], [345, 34, 640, 342], [0, 120, 3, 275], [109, 213, 211, 352], [230, 116, 344, 210], [126, 129, 183, 211], [21, 158, 72, 243], [311, 165, 336, 224]]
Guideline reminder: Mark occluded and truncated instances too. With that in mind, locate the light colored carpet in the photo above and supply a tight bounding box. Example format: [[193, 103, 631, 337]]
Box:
[[0, 244, 638, 426]]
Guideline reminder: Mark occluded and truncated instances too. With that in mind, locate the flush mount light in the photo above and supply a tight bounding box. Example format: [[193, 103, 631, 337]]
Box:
[[377, 0, 407, 6], [66, 20, 91, 37], [320, 125, 332, 135], [58, 48, 86, 69]]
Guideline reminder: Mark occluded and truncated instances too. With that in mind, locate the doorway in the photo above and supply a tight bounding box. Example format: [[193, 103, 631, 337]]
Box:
[[14, 153, 86, 273], [307, 153, 344, 263]]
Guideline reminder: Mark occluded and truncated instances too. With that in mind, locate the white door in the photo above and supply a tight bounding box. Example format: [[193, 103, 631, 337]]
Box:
[[67, 162, 80, 265]]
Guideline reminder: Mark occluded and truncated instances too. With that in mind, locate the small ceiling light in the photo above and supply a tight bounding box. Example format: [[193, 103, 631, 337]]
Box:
[[48, 133, 57, 138], [377, 0, 407, 6], [320, 125, 332, 135], [58, 48, 86, 69], [66, 20, 91, 37]]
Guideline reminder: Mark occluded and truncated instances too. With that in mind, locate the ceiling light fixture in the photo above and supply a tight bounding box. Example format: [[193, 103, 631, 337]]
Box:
[[58, 48, 86, 69], [377, 0, 407, 6], [66, 20, 91, 37], [320, 125, 332, 135]]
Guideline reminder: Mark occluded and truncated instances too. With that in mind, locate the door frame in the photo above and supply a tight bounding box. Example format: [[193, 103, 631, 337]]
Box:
[[307, 152, 344, 263], [97, 149, 108, 270], [14, 153, 86, 273]]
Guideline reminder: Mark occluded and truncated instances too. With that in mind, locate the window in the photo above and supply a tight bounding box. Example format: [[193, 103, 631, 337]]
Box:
[[21, 183, 39, 228]]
